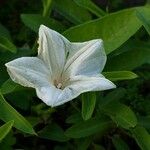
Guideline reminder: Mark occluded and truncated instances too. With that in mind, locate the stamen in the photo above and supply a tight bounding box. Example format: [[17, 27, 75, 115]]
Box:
[[57, 83, 62, 89], [54, 79, 63, 89]]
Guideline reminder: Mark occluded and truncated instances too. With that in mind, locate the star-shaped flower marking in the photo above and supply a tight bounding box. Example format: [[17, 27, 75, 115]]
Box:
[[5, 25, 116, 107]]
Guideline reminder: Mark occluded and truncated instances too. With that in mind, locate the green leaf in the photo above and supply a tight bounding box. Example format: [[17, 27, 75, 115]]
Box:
[[131, 126, 150, 150], [136, 7, 150, 35], [0, 23, 11, 40], [0, 131, 16, 149], [21, 14, 66, 32], [53, 0, 92, 24], [98, 88, 126, 107], [0, 93, 36, 135], [65, 118, 111, 138], [66, 113, 83, 124], [82, 92, 96, 120], [112, 135, 130, 150], [138, 115, 150, 130], [77, 137, 92, 150], [101, 102, 137, 129], [63, 8, 142, 54], [74, 0, 106, 17], [102, 71, 138, 81], [0, 120, 14, 141], [1, 79, 24, 95], [38, 123, 69, 142], [0, 36, 17, 53], [6, 90, 31, 111], [105, 47, 150, 71]]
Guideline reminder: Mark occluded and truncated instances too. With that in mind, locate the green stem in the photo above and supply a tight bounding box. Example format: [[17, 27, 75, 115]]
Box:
[[42, 0, 53, 17]]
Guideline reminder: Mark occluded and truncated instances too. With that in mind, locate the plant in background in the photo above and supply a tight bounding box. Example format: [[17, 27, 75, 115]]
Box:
[[0, 0, 150, 149]]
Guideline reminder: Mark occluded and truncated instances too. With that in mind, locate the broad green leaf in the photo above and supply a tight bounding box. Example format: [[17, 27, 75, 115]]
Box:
[[131, 126, 150, 150], [0, 131, 16, 149], [138, 115, 150, 131], [66, 113, 83, 124], [101, 102, 137, 129], [63, 8, 142, 54], [26, 117, 41, 127], [112, 135, 130, 150], [74, 0, 106, 17], [38, 123, 69, 142], [105, 48, 150, 71], [98, 88, 126, 107], [65, 118, 111, 138], [0, 93, 36, 135], [0, 120, 14, 141], [136, 7, 150, 35], [53, 0, 92, 24], [77, 137, 92, 150], [0, 79, 30, 110], [6, 90, 31, 111], [102, 71, 138, 81], [0, 23, 11, 40], [21, 14, 66, 32], [1, 79, 24, 95], [82, 92, 96, 120], [0, 36, 17, 53]]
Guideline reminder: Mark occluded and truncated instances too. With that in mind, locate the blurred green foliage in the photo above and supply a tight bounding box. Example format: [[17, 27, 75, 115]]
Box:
[[0, 0, 150, 149]]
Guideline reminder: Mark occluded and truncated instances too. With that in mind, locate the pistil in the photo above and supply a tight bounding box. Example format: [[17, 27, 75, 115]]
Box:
[[54, 79, 62, 89]]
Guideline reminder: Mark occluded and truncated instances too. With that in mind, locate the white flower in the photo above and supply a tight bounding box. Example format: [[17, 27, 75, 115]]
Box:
[[5, 25, 116, 107]]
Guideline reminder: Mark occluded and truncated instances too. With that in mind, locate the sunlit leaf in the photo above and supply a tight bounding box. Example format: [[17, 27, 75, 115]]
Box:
[[103, 71, 138, 81]]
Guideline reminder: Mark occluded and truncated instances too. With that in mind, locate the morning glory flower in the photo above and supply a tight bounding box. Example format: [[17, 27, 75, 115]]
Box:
[[5, 25, 116, 107]]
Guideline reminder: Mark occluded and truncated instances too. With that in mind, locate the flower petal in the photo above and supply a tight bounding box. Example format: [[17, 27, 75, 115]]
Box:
[[5, 57, 50, 88], [38, 25, 70, 80], [63, 39, 106, 77], [5, 57, 63, 106], [53, 75, 116, 106], [36, 85, 62, 106]]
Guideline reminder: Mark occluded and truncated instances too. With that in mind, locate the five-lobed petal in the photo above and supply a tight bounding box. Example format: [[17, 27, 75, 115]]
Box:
[[5, 25, 116, 107]]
